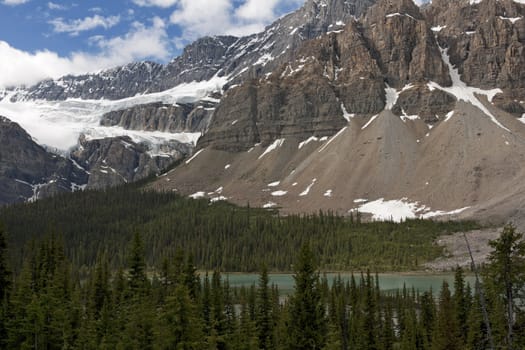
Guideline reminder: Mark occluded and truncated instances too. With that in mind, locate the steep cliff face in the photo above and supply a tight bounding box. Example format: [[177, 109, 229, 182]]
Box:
[[199, 0, 458, 151], [100, 101, 216, 133], [362, 0, 451, 87], [71, 136, 190, 189], [426, 0, 525, 91], [0, 117, 88, 205]]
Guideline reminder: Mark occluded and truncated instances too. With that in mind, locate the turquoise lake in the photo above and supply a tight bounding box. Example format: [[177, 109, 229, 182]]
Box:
[[220, 273, 477, 294]]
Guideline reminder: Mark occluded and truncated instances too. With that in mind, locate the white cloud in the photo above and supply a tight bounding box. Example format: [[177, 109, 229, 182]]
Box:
[[49, 15, 121, 36], [235, 0, 281, 22], [47, 2, 66, 10], [169, 0, 305, 43], [132, 0, 178, 7], [1, 0, 29, 5], [0, 17, 171, 88]]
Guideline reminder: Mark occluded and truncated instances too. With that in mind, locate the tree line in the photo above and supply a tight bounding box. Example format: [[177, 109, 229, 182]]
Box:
[[0, 185, 479, 274], [0, 224, 524, 349]]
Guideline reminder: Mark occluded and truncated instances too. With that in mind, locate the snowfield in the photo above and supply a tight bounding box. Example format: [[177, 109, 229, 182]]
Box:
[[0, 76, 227, 153], [352, 198, 470, 223]]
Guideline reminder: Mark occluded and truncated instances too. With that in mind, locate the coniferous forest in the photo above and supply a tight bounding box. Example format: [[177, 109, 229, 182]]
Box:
[[0, 223, 524, 349], [0, 185, 479, 274], [0, 185, 524, 349]]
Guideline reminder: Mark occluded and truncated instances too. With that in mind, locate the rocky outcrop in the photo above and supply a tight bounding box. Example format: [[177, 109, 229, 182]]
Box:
[[426, 0, 525, 90], [71, 136, 191, 189], [362, 0, 451, 87], [100, 101, 216, 133], [392, 85, 457, 123], [0, 116, 88, 205]]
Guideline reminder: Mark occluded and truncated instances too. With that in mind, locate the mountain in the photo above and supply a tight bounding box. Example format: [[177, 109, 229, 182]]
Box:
[[6, 0, 374, 102], [0, 0, 377, 193], [148, 0, 525, 226], [1, 0, 525, 226], [0, 114, 190, 204], [0, 116, 88, 205]]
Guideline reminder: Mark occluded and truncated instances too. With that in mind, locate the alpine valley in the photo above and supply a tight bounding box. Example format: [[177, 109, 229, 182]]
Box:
[[2, 0, 525, 227]]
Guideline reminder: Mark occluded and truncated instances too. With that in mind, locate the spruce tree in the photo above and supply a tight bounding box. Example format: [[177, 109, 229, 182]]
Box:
[[0, 224, 11, 349], [256, 265, 274, 350], [0, 224, 10, 302], [287, 244, 326, 350], [431, 281, 461, 350], [485, 224, 525, 349], [466, 290, 489, 350], [160, 284, 204, 349], [453, 266, 469, 347], [128, 232, 148, 295]]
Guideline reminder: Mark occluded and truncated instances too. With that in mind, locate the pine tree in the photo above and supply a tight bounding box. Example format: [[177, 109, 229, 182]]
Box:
[[160, 284, 204, 349], [420, 290, 435, 346], [485, 224, 525, 349], [453, 266, 469, 347], [0, 224, 10, 302], [256, 265, 274, 350], [236, 289, 258, 350], [431, 281, 461, 350], [287, 244, 326, 350], [466, 290, 489, 350], [128, 232, 148, 295], [0, 224, 11, 349]]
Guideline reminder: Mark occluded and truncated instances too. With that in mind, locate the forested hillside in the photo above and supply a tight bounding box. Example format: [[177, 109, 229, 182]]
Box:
[[0, 185, 478, 273]]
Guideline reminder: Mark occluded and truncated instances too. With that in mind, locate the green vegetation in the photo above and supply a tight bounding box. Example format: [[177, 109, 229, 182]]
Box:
[[0, 185, 479, 273], [1, 227, 524, 349]]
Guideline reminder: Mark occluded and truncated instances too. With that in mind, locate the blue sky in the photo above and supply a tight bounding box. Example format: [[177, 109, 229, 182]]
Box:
[[0, 0, 304, 87]]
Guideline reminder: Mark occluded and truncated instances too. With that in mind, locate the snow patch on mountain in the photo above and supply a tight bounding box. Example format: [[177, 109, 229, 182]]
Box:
[[428, 46, 508, 131], [259, 138, 285, 159], [353, 198, 471, 223]]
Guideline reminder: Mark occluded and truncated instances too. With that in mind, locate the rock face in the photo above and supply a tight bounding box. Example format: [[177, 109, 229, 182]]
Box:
[[71, 136, 191, 189], [392, 85, 456, 123], [426, 0, 525, 89], [424, 0, 525, 115], [0, 115, 190, 204], [0, 116, 88, 205], [362, 0, 451, 87], [100, 101, 216, 133], [199, 0, 455, 151]]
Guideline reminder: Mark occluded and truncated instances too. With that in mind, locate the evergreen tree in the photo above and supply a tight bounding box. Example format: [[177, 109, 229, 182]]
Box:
[[0, 224, 10, 301], [236, 289, 258, 350], [485, 224, 525, 349], [431, 281, 461, 350], [453, 266, 469, 347], [160, 284, 204, 349], [420, 290, 435, 346], [287, 244, 326, 350], [256, 265, 274, 350], [0, 224, 11, 349], [466, 290, 490, 350], [128, 232, 148, 295]]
